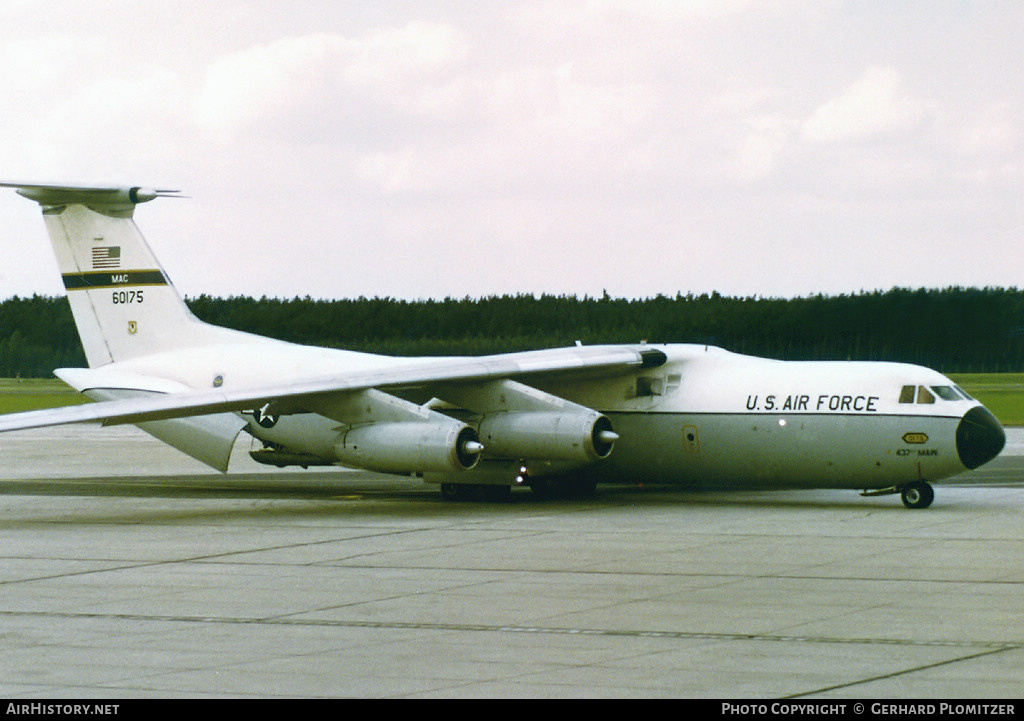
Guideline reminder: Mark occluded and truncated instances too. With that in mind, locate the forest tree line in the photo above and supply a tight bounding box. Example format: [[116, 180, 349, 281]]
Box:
[[2, 287, 1024, 378]]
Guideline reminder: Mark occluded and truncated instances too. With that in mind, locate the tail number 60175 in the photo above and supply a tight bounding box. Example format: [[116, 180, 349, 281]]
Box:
[[112, 289, 144, 304]]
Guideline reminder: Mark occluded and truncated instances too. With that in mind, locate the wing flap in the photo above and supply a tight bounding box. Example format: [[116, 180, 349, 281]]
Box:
[[88, 388, 245, 472]]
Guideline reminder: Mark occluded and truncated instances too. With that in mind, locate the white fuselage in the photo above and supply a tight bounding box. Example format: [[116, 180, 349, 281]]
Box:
[[526, 345, 988, 489], [100, 340, 993, 491]]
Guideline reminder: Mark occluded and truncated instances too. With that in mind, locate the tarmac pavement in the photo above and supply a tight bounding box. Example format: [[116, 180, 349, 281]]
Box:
[[0, 425, 1021, 698]]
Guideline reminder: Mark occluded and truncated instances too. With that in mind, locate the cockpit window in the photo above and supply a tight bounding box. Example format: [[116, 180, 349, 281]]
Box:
[[931, 385, 964, 401], [955, 385, 974, 401], [900, 384, 966, 404]]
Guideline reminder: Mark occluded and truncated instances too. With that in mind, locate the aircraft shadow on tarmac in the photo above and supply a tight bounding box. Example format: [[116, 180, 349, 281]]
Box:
[[1, 470, 1012, 516]]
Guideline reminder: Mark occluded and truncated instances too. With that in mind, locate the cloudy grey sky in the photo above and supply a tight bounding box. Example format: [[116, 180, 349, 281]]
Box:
[[0, 1, 1021, 302]]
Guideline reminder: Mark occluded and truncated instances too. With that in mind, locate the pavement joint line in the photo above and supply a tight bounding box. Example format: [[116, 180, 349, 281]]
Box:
[[0, 528, 434, 586], [784, 645, 1019, 698], [0, 608, 1020, 652], [3, 555, 1021, 588]]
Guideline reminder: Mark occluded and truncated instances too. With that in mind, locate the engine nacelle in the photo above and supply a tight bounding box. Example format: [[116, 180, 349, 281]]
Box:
[[334, 421, 482, 474], [477, 411, 617, 463]]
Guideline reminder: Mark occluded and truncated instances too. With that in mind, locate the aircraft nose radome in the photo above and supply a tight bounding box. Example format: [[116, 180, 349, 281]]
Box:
[[956, 406, 1006, 470]]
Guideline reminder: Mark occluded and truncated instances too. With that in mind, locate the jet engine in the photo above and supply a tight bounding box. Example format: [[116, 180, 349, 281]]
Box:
[[335, 421, 482, 474], [476, 411, 618, 463]]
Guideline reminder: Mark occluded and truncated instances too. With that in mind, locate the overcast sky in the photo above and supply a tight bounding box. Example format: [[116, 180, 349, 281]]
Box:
[[0, 1, 1022, 302]]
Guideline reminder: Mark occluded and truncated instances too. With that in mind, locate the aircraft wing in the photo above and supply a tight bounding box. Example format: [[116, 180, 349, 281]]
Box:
[[0, 345, 664, 433]]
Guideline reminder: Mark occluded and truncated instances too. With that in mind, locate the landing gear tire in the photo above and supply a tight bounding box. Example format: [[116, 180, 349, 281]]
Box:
[[529, 477, 597, 500], [440, 483, 461, 501], [528, 479, 554, 500], [440, 483, 512, 503], [901, 481, 934, 509], [566, 478, 598, 498], [480, 485, 512, 503]]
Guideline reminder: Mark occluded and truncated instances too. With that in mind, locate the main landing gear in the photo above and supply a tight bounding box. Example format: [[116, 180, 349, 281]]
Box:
[[860, 480, 935, 509], [438, 477, 598, 502], [439, 483, 512, 502]]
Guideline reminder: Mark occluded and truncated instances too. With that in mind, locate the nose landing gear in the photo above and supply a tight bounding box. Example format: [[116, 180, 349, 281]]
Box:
[[860, 480, 935, 509], [900, 480, 934, 509]]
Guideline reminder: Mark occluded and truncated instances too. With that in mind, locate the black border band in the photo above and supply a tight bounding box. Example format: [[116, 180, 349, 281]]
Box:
[[62, 270, 168, 290]]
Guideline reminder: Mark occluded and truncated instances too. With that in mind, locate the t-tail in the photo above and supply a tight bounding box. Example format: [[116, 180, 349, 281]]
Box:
[[3, 182, 254, 367], [2, 182, 270, 471]]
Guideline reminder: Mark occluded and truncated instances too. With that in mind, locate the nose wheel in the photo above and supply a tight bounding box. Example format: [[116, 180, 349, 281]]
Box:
[[900, 481, 934, 509]]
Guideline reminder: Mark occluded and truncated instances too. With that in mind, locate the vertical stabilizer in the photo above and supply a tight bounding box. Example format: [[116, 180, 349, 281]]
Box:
[[5, 183, 254, 367]]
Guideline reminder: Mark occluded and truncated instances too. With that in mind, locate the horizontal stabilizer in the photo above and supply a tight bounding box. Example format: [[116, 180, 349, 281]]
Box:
[[0, 181, 184, 214], [3, 181, 259, 366]]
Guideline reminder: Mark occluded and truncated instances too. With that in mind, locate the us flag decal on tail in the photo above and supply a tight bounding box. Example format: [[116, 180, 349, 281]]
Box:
[[92, 246, 120, 269]]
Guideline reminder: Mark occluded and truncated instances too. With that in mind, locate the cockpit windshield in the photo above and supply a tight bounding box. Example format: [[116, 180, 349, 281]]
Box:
[[931, 385, 965, 401], [899, 384, 969, 404]]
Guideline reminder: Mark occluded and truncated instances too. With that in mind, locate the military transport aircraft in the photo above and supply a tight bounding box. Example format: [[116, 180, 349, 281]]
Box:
[[0, 182, 1006, 507]]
